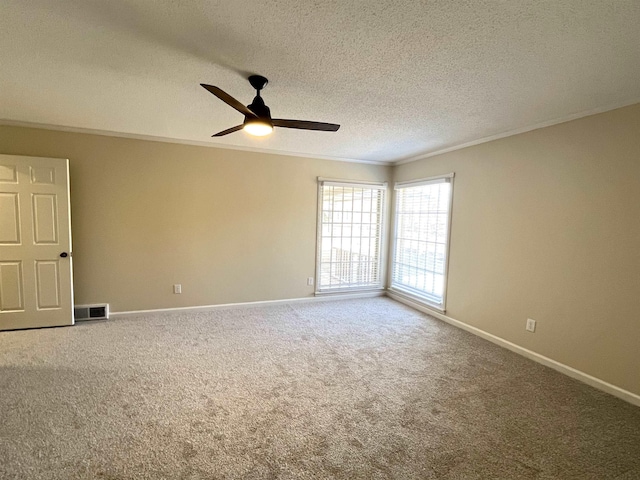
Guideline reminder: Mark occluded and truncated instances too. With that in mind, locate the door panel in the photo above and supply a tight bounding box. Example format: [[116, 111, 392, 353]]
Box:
[[0, 193, 21, 244], [35, 260, 61, 309], [0, 165, 18, 183], [32, 194, 59, 244], [0, 155, 73, 330], [30, 166, 56, 185], [0, 261, 24, 311]]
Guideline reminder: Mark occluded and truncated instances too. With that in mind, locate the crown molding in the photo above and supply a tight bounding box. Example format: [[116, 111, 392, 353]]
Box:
[[0, 119, 393, 167], [392, 98, 640, 166], [4, 97, 639, 168]]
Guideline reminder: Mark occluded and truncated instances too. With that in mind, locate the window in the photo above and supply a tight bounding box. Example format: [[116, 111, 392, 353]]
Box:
[[316, 179, 386, 293], [391, 174, 454, 310]]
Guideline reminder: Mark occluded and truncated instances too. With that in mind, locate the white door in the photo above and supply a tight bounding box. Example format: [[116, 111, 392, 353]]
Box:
[[0, 154, 73, 330]]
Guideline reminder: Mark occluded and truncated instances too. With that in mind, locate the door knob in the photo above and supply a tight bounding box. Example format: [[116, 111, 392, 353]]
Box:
[[60, 252, 69, 258]]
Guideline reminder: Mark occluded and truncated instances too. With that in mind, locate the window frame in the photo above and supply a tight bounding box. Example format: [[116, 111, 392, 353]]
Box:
[[389, 173, 455, 312], [315, 178, 388, 295]]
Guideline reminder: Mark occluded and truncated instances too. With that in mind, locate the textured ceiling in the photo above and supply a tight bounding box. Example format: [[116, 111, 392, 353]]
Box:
[[1, 1, 640, 163]]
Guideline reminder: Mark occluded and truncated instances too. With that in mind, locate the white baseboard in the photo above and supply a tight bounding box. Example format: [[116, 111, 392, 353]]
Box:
[[110, 290, 385, 318], [387, 291, 640, 408]]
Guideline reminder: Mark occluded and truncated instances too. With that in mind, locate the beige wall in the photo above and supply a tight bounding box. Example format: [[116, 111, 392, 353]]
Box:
[[394, 104, 640, 396], [0, 126, 389, 312], [2, 104, 639, 397]]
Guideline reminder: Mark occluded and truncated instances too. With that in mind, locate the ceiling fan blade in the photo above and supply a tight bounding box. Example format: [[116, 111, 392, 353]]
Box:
[[212, 125, 244, 137], [272, 119, 340, 132], [200, 84, 257, 118]]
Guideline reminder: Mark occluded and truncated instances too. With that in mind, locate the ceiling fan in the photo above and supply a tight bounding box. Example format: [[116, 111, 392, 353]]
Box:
[[200, 75, 340, 137]]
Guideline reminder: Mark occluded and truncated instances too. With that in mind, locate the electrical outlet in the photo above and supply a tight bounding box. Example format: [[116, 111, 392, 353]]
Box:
[[307, 277, 314, 286], [173, 284, 182, 294], [526, 318, 536, 332]]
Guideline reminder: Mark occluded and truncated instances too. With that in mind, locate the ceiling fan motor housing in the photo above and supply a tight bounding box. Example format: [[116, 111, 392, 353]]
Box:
[[246, 96, 272, 127], [248, 75, 269, 91]]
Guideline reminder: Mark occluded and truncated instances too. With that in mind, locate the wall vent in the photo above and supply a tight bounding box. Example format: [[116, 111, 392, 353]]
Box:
[[74, 303, 109, 321]]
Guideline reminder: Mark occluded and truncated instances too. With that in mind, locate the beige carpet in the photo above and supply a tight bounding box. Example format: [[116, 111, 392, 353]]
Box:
[[1, 297, 638, 479]]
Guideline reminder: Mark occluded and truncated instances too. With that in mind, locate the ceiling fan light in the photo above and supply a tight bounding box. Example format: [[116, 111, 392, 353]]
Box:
[[243, 120, 273, 136]]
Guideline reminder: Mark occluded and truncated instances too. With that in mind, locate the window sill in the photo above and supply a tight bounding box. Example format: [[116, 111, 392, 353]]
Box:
[[315, 287, 385, 297], [387, 287, 446, 313]]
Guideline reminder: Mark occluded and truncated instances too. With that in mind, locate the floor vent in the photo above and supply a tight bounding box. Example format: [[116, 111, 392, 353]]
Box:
[[74, 304, 109, 321]]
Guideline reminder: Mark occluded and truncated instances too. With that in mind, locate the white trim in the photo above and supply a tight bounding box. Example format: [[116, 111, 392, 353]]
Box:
[[442, 175, 455, 310], [387, 291, 640, 408], [0, 119, 392, 166], [387, 287, 446, 313], [314, 180, 387, 294], [389, 175, 454, 310], [395, 173, 454, 189], [314, 287, 386, 296], [64, 158, 75, 326], [379, 178, 391, 295], [315, 180, 324, 293], [392, 98, 640, 166], [111, 290, 385, 317], [318, 177, 388, 188]]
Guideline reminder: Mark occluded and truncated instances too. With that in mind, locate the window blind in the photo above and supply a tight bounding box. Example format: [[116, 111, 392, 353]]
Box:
[[391, 175, 453, 308], [316, 180, 386, 293]]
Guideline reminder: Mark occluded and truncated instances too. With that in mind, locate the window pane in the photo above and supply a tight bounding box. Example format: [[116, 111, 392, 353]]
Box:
[[391, 180, 452, 306], [317, 183, 385, 291]]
